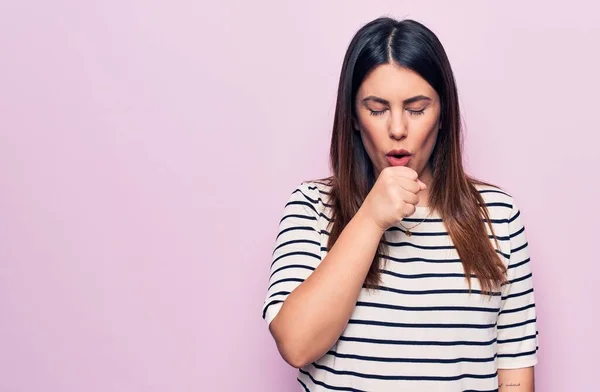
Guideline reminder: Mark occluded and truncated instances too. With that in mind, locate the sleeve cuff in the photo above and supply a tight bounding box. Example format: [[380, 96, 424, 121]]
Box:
[[263, 301, 284, 326], [497, 356, 538, 369]]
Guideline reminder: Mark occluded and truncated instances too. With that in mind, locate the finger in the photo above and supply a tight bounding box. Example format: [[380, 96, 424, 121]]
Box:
[[389, 165, 418, 180], [398, 177, 420, 194], [401, 201, 417, 217], [400, 187, 420, 206]]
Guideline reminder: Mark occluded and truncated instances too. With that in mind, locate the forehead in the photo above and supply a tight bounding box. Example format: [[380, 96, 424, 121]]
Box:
[[357, 63, 437, 100]]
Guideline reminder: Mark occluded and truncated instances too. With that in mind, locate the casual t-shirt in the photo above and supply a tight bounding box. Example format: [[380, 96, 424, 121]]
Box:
[[262, 180, 539, 392]]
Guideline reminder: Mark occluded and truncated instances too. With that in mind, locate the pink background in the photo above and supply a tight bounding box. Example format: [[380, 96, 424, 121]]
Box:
[[1, 1, 598, 391]]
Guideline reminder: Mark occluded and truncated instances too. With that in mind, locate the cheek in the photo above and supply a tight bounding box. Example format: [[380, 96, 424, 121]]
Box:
[[359, 116, 387, 145], [359, 128, 377, 156], [419, 112, 440, 147], [357, 117, 379, 149], [420, 127, 439, 158]]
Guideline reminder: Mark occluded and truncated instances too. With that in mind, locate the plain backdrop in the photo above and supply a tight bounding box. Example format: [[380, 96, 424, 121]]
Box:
[[1, 1, 598, 391]]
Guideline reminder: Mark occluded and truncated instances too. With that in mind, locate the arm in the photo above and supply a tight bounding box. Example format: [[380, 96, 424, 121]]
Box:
[[269, 204, 383, 368], [263, 172, 424, 368], [498, 367, 535, 391]]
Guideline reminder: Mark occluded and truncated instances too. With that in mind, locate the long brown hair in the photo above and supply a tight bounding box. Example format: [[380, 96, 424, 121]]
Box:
[[320, 17, 507, 294]]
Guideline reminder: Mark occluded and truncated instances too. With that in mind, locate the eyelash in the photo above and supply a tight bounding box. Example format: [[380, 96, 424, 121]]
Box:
[[369, 109, 425, 116]]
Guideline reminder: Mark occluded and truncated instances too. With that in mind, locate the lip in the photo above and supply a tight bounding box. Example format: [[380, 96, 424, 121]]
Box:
[[386, 155, 411, 166], [386, 149, 411, 157], [386, 149, 412, 167]]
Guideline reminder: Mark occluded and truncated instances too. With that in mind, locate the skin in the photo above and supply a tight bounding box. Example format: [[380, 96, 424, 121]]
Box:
[[353, 62, 535, 390], [353, 62, 441, 207], [499, 367, 535, 391]]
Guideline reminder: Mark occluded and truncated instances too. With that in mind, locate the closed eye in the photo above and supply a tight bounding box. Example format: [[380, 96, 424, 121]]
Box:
[[369, 108, 426, 116], [407, 108, 425, 116], [369, 109, 387, 116]]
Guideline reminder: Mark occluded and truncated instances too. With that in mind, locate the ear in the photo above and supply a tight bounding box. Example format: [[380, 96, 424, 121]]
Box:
[[352, 117, 360, 131]]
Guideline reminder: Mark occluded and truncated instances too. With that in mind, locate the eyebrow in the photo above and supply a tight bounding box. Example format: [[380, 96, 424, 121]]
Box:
[[361, 95, 432, 105]]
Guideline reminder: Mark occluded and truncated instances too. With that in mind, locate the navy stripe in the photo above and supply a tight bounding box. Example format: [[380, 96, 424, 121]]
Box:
[[509, 226, 525, 238], [268, 277, 304, 291], [319, 212, 333, 222], [276, 226, 317, 240], [399, 216, 510, 224], [478, 188, 511, 198], [488, 218, 509, 224], [374, 285, 502, 297], [381, 270, 473, 279], [267, 290, 290, 299], [325, 350, 497, 364], [505, 272, 532, 285], [293, 189, 333, 208], [499, 303, 535, 315], [486, 202, 513, 209], [380, 254, 462, 264], [279, 214, 317, 225], [383, 241, 456, 250], [463, 389, 498, 392], [356, 300, 499, 313], [322, 230, 506, 242], [497, 333, 537, 344], [384, 226, 510, 241], [508, 210, 520, 223], [271, 250, 321, 268], [497, 348, 538, 358], [402, 217, 443, 223], [272, 239, 320, 254], [270, 264, 315, 279], [497, 318, 537, 330], [297, 377, 310, 392], [348, 319, 496, 329], [285, 200, 318, 214], [307, 185, 331, 195], [386, 226, 448, 235], [262, 300, 283, 319], [502, 288, 533, 300], [508, 257, 529, 269], [310, 362, 498, 381], [511, 242, 528, 254], [338, 335, 497, 346]]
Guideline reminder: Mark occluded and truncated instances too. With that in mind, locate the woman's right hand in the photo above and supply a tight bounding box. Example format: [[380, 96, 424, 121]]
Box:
[[360, 166, 428, 232]]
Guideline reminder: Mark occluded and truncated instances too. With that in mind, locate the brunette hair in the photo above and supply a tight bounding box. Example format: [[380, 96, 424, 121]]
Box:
[[319, 17, 507, 294]]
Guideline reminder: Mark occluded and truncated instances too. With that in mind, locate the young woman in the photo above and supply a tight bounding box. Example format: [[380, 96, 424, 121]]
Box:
[[262, 17, 538, 392]]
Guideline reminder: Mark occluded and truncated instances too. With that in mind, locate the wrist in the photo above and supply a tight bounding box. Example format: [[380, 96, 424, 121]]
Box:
[[354, 206, 386, 237]]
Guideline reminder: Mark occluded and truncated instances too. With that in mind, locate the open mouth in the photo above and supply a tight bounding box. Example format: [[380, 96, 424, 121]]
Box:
[[385, 149, 412, 166]]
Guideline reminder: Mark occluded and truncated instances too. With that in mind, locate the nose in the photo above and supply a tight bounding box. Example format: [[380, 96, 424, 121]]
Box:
[[388, 109, 407, 140]]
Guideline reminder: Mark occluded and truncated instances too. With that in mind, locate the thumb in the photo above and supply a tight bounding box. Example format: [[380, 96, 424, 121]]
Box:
[[417, 179, 427, 190]]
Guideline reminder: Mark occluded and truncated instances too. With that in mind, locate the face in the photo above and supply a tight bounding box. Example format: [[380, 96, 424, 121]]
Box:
[[353, 63, 441, 182]]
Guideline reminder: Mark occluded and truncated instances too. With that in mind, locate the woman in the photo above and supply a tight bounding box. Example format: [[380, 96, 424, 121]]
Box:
[[262, 17, 538, 391]]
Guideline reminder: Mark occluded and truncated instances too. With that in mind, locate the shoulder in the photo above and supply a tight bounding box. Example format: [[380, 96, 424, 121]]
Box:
[[283, 179, 333, 226], [472, 181, 517, 221], [284, 178, 333, 214]]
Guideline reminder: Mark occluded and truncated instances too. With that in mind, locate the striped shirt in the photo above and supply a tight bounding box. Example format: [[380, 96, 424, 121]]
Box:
[[262, 180, 539, 391]]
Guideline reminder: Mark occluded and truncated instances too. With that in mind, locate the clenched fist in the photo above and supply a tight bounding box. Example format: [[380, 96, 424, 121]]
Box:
[[360, 166, 427, 232]]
